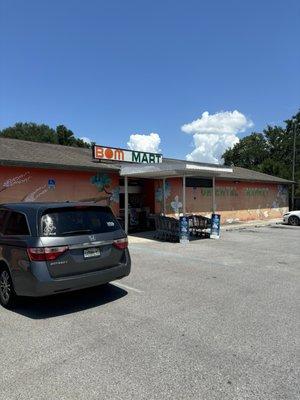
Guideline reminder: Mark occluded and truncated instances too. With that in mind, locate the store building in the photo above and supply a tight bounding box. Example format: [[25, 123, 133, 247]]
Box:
[[0, 137, 292, 233]]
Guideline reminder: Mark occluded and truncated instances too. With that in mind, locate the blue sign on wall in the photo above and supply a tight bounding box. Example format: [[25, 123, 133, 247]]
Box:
[[211, 213, 221, 239], [179, 216, 189, 243], [48, 179, 56, 189]]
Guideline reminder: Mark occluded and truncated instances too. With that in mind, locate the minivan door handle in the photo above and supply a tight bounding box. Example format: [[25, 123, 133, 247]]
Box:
[[68, 240, 113, 250]]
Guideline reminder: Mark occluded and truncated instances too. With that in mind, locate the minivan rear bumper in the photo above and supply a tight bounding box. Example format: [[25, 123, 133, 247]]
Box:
[[14, 251, 131, 297]]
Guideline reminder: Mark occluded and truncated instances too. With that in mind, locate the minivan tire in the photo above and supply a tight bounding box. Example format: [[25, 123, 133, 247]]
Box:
[[288, 215, 300, 226], [0, 267, 18, 309]]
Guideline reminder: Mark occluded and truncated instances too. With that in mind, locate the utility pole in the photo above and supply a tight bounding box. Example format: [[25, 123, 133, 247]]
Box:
[[292, 120, 297, 210]]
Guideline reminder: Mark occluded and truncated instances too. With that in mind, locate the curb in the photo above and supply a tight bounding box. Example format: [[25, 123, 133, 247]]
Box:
[[223, 219, 282, 231]]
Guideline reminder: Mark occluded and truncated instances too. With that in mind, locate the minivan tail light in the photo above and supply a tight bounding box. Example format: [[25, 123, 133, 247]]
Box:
[[27, 247, 45, 261], [113, 238, 128, 250], [27, 246, 68, 261]]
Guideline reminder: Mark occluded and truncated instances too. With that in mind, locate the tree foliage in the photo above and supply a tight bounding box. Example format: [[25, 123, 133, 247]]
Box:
[[0, 122, 92, 148], [223, 111, 300, 196]]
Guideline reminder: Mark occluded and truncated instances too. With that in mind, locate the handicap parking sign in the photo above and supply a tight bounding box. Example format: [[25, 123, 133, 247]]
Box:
[[48, 179, 56, 189]]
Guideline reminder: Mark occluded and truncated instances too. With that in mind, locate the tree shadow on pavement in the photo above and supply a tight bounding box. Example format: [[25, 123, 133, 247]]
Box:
[[11, 283, 127, 320]]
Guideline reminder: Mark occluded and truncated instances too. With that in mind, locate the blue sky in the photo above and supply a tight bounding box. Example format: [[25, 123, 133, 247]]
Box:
[[0, 0, 299, 161]]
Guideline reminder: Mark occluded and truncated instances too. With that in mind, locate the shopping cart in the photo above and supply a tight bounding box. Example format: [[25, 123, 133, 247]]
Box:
[[154, 215, 180, 242], [188, 215, 211, 238]]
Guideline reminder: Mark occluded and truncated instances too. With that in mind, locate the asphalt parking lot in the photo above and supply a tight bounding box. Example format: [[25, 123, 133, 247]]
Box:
[[0, 224, 299, 400]]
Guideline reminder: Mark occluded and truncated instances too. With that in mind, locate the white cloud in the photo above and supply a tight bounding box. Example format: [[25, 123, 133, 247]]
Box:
[[80, 136, 91, 144], [127, 132, 161, 153], [181, 110, 253, 164]]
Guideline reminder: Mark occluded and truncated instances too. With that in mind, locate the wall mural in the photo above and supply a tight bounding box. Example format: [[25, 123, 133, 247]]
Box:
[[155, 178, 289, 223], [79, 173, 120, 206], [155, 181, 171, 203], [155, 179, 183, 215], [272, 185, 288, 209], [23, 184, 49, 202], [0, 171, 31, 194], [170, 195, 182, 216], [0, 167, 120, 216]]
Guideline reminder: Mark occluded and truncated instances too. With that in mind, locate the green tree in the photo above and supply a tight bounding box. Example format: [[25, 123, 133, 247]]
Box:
[[222, 133, 268, 169], [56, 124, 76, 146], [223, 111, 300, 197], [0, 122, 57, 143], [0, 122, 92, 149]]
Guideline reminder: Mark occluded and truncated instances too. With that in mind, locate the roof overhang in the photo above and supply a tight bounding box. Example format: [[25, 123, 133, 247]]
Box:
[[0, 159, 119, 172], [120, 162, 233, 178]]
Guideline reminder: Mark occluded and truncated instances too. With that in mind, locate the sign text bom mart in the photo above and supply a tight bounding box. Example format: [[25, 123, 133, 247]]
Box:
[[94, 145, 163, 164]]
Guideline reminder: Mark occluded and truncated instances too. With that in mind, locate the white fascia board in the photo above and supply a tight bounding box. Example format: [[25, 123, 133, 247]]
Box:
[[185, 164, 233, 173]]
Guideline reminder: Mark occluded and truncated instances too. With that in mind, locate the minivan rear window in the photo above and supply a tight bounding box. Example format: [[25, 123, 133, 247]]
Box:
[[5, 212, 30, 236], [40, 207, 121, 236]]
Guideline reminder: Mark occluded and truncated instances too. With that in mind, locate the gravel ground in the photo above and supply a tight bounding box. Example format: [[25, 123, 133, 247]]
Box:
[[0, 225, 299, 400]]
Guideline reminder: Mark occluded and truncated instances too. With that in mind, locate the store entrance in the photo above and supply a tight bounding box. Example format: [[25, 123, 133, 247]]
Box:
[[119, 178, 156, 232]]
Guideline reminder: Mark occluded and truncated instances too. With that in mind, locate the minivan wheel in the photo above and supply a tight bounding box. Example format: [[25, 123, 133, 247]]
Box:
[[288, 215, 300, 226], [0, 269, 17, 309]]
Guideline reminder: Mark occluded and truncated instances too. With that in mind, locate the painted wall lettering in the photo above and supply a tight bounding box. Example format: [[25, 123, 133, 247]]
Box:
[[200, 187, 238, 197], [244, 188, 269, 197]]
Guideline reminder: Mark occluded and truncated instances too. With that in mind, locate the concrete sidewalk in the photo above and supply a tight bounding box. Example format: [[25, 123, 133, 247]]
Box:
[[128, 218, 284, 243], [223, 218, 283, 231]]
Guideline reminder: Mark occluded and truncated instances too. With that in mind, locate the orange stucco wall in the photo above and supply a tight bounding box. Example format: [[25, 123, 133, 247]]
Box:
[[0, 166, 120, 216], [155, 178, 289, 223], [0, 166, 289, 224]]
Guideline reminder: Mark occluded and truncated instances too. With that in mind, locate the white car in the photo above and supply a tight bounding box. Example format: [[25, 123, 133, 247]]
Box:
[[283, 210, 300, 226]]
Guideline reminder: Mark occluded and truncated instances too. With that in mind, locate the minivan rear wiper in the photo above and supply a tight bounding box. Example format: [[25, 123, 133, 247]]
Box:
[[59, 229, 93, 236]]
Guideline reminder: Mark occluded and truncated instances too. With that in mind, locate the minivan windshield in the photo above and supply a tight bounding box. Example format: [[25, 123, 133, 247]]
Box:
[[40, 207, 121, 236]]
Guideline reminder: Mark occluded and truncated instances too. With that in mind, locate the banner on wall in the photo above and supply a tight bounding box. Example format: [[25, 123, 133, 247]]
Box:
[[210, 214, 221, 239], [179, 216, 190, 244]]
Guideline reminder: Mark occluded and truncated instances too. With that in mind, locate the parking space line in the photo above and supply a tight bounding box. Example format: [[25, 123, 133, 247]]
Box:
[[112, 282, 143, 293]]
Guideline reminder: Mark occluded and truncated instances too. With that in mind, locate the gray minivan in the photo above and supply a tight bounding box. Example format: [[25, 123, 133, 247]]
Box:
[[0, 203, 131, 308]]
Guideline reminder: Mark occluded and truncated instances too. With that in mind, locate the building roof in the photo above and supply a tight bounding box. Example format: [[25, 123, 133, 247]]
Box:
[[217, 166, 293, 184], [162, 158, 293, 184], [0, 137, 293, 184], [0, 137, 119, 172]]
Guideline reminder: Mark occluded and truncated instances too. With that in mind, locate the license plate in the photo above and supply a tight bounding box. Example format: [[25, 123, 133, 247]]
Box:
[[84, 247, 101, 258]]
